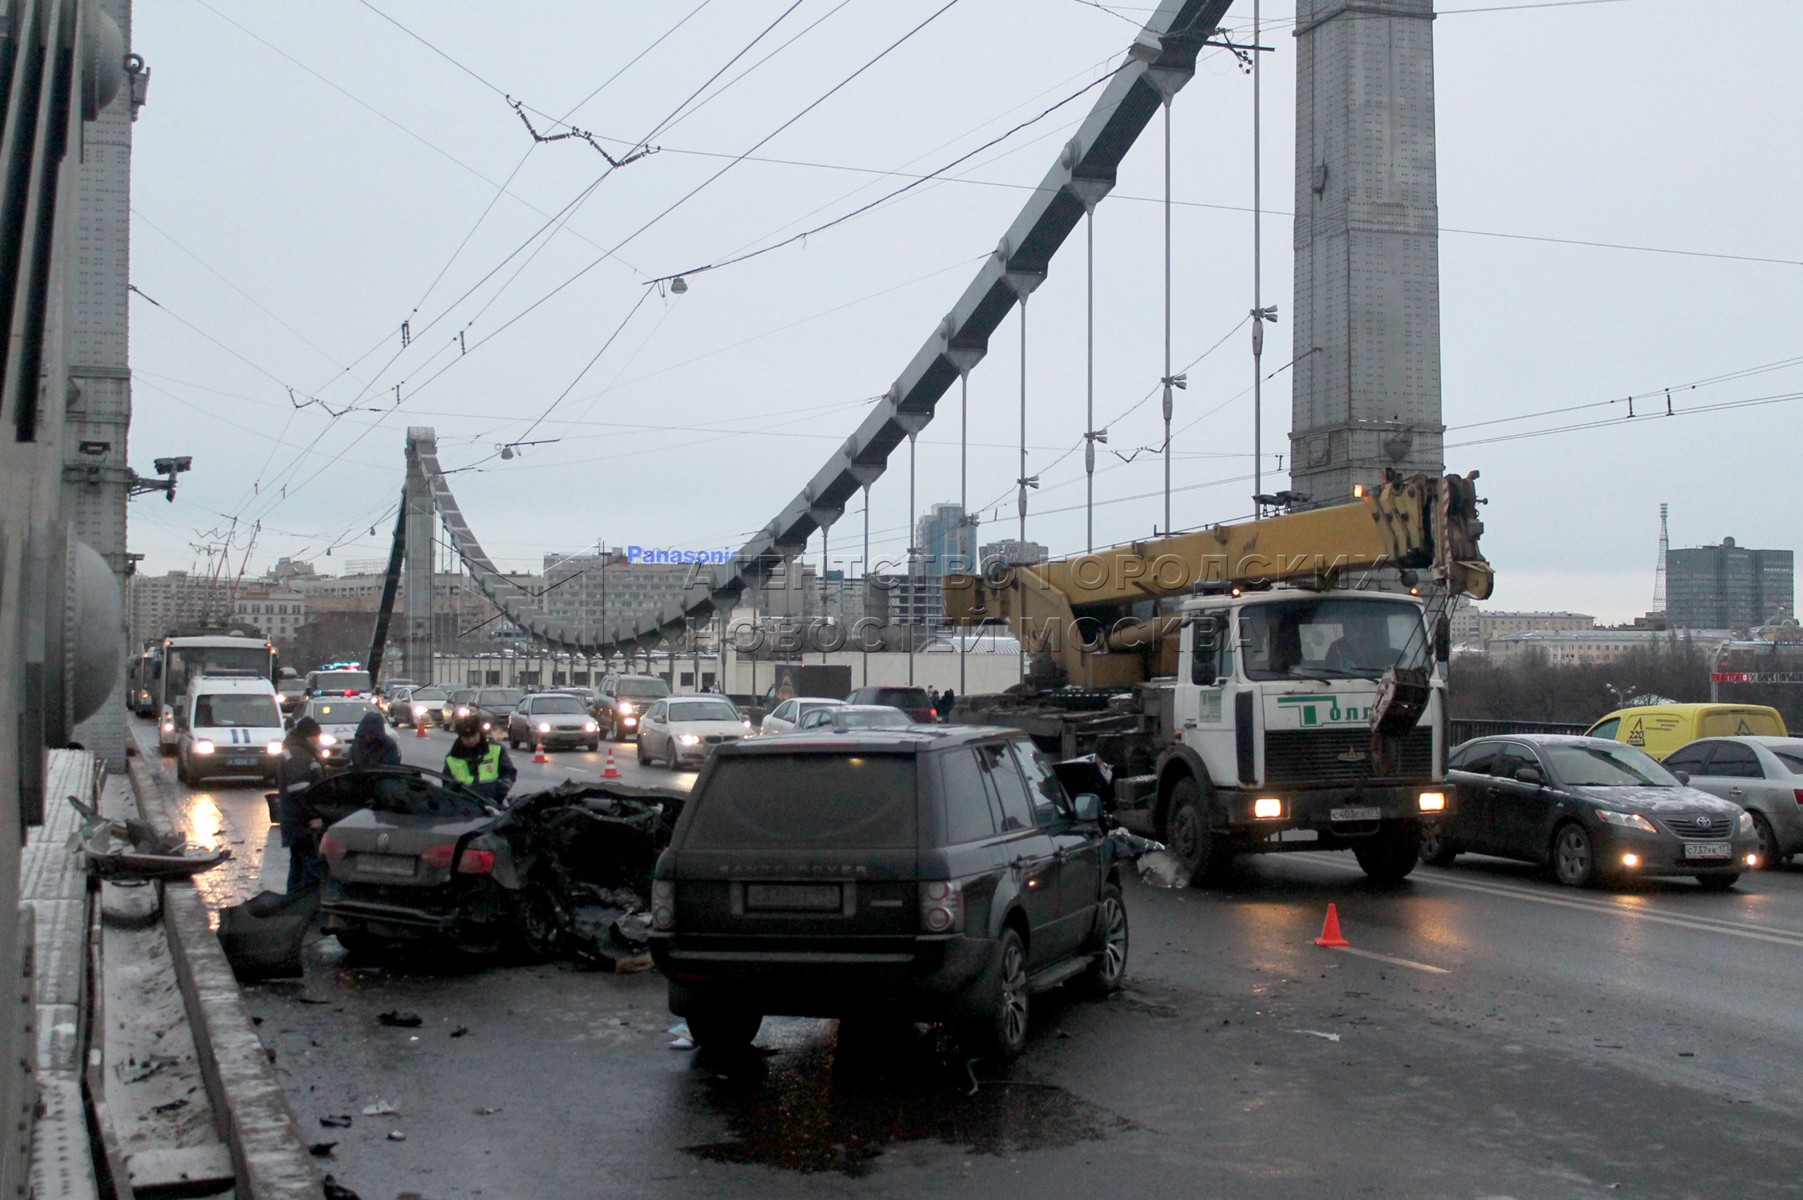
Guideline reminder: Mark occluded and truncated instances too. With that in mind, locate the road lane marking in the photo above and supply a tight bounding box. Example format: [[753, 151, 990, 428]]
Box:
[[1329, 946, 1450, 974], [1300, 855, 1803, 949]]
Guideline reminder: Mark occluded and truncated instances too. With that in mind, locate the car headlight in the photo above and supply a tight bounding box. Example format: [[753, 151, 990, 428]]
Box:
[[191, 739, 215, 755], [1737, 811, 1754, 833], [412, 703, 427, 716], [583, 720, 598, 732], [456, 706, 471, 717], [677, 733, 701, 747], [1596, 809, 1656, 833], [317, 733, 338, 747], [618, 701, 634, 716], [266, 741, 284, 755], [537, 722, 551, 734]]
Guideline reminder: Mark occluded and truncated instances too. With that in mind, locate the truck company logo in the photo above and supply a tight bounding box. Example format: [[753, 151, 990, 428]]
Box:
[[1275, 695, 1373, 726], [626, 546, 734, 565]]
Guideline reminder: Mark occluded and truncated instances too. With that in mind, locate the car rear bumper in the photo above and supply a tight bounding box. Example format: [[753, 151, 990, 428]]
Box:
[[531, 729, 595, 748], [651, 933, 999, 1021]]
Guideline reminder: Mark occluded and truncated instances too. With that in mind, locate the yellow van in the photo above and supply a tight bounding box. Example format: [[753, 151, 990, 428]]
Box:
[[1585, 703, 1787, 760]]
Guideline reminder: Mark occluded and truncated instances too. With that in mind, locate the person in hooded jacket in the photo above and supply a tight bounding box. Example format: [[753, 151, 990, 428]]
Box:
[[275, 716, 327, 892], [349, 710, 401, 768]]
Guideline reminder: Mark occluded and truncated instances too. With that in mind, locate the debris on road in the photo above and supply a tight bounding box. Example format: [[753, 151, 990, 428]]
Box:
[[68, 795, 231, 881], [309, 1141, 337, 1157], [1294, 1030, 1342, 1042], [361, 1100, 398, 1116], [321, 1176, 363, 1200], [1136, 848, 1190, 889], [318, 1114, 353, 1129], [216, 887, 319, 981], [376, 1010, 423, 1028], [387, 1130, 407, 1142], [450, 1025, 470, 1038], [669, 1022, 694, 1050]]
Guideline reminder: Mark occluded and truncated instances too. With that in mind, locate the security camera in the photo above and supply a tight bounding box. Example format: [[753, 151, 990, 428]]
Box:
[[153, 457, 174, 474]]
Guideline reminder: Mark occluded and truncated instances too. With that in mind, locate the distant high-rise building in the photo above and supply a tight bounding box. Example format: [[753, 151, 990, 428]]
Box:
[[980, 539, 1050, 568], [899, 503, 976, 628], [1666, 539, 1794, 630]]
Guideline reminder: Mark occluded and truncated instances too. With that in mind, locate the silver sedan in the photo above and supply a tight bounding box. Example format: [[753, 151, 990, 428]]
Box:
[[1660, 736, 1803, 866]]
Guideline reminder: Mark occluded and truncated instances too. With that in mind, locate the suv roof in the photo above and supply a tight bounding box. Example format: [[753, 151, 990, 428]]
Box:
[[713, 724, 1019, 759]]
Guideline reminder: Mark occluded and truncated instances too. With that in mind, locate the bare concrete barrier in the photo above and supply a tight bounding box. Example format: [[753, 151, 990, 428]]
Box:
[[126, 753, 323, 1200]]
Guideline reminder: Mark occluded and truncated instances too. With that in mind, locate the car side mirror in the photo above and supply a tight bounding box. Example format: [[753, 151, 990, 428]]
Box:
[[1674, 770, 1690, 785], [1073, 793, 1102, 823], [1514, 766, 1544, 787]]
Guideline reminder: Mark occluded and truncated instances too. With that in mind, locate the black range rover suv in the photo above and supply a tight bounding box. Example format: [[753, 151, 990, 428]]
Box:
[[648, 726, 1130, 1060]]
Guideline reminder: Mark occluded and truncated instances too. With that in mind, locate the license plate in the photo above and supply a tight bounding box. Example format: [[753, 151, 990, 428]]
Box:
[[1683, 842, 1731, 860], [226, 757, 258, 767], [745, 883, 842, 912], [356, 853, 418, 878], [1331, 806, 1383, 822]]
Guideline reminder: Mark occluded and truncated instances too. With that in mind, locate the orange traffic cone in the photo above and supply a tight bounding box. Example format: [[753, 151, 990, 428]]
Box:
[[533, 739, 548, 764], [1313, 903, 1350, 948], [602, 747, 620, 779], [414, 719, 427, 739]]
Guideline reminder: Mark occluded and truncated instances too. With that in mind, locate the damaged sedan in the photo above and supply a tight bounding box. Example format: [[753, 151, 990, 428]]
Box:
[[313, 768, 676, 964]]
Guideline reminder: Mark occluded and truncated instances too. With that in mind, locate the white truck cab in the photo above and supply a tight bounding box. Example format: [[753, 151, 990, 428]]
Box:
[[177, 675, 285, 787]]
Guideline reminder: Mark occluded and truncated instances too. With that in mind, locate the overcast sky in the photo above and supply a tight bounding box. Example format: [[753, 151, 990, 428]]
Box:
[[125, 0, 1802, 623]]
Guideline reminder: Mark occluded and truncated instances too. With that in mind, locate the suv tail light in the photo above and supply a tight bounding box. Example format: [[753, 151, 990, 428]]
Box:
[[651, 880, 675, 931], [320, 832, 348, 861], [919, 880, 963, 934], [1794, 789, 1803, 807]]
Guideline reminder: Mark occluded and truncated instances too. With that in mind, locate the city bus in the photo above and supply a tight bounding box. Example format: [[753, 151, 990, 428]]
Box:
[[155, 634, 279, 753]]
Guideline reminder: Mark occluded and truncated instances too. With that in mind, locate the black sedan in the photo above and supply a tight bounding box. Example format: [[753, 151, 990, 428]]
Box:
[[1423, 735, 1760, 889]]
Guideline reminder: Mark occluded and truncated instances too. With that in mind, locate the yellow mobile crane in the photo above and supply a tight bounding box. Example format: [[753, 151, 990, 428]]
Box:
[[944, 471, 1491, 884]]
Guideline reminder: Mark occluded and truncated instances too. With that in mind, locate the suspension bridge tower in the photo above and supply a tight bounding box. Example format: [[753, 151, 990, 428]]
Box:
[[1289, 0, 1444, 505]]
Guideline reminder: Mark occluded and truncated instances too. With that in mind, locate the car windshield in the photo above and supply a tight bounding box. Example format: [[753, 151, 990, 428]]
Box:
[[685, 754, 917, 849], [1240, 597, 1429, 682], [309, 701, 378, 724], [617, 679, 670, 699], [277, 680, 307, 695], [451, 690, 476, 702], [410, 688, 447, 702], [480, 689, 525, 707], [668, 699, 740, 723], [195, 694, 281, 727], [532, 696, 587, 715], [312, 671, 372, 693], [839, 709, 913, 729], [1541, 743, 1678, 787]]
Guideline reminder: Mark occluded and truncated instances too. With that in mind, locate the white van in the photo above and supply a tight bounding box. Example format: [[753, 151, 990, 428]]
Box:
[[177, 676, 286, 787]]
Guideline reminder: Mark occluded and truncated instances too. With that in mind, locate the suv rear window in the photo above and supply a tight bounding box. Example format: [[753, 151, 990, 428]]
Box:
[[868, 688, 931, 707], [685, 754, 917, 849]]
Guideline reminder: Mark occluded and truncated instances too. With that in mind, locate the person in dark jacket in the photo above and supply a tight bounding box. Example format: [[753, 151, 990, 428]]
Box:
[[443, 713, 517, 804], [348, 710, 401, 768], [275, 717, 327, 892], [939, 689, 956, 721]]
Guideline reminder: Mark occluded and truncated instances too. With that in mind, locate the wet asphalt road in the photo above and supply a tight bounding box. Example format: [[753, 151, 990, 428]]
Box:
[[135, 719, 1803, 1199]]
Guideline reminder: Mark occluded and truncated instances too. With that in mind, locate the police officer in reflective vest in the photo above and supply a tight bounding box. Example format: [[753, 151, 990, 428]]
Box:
[[444, 712, 518, 803]]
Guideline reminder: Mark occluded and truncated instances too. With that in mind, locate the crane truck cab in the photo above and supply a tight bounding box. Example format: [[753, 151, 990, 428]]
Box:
[[1117, 585, 1449, 884]]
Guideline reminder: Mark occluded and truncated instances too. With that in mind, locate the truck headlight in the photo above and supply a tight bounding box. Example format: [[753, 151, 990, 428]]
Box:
[[266, 741, 284, 755], [191, 739, 215, 755], [1417, 791, 1446, 813], [1253, 797, 1284, 820]]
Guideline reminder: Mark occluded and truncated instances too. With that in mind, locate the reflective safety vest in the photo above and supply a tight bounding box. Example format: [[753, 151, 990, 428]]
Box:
[[446, 742, 503, 786]]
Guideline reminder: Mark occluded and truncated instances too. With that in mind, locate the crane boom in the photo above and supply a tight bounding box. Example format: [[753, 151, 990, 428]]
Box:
[[944, 471, 1491, 689]]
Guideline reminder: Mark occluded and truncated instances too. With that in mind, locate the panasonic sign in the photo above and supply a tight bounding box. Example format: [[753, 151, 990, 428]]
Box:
[[625, 546, 735, 565]]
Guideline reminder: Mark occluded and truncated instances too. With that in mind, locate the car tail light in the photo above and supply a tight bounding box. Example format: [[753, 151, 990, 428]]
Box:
[[651, 880, 675, 931], [320, 832, 348, 861], [456, 849, 496, 875], [420, 843, 456, 870], [928, 708, 938, 721], [1794, 789, 1803, 807], [919, 880, 963, 934]]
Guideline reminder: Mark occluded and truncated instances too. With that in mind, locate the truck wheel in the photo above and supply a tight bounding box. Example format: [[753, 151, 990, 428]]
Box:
[[966, 926, 1029, 1062], [1075, 883, 1129, 997], [1165, 778, 1230, 886], [1418, 823, 1458, 867], [1355, 820, 1421, 883], [687, 1008, 762, 1052]]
